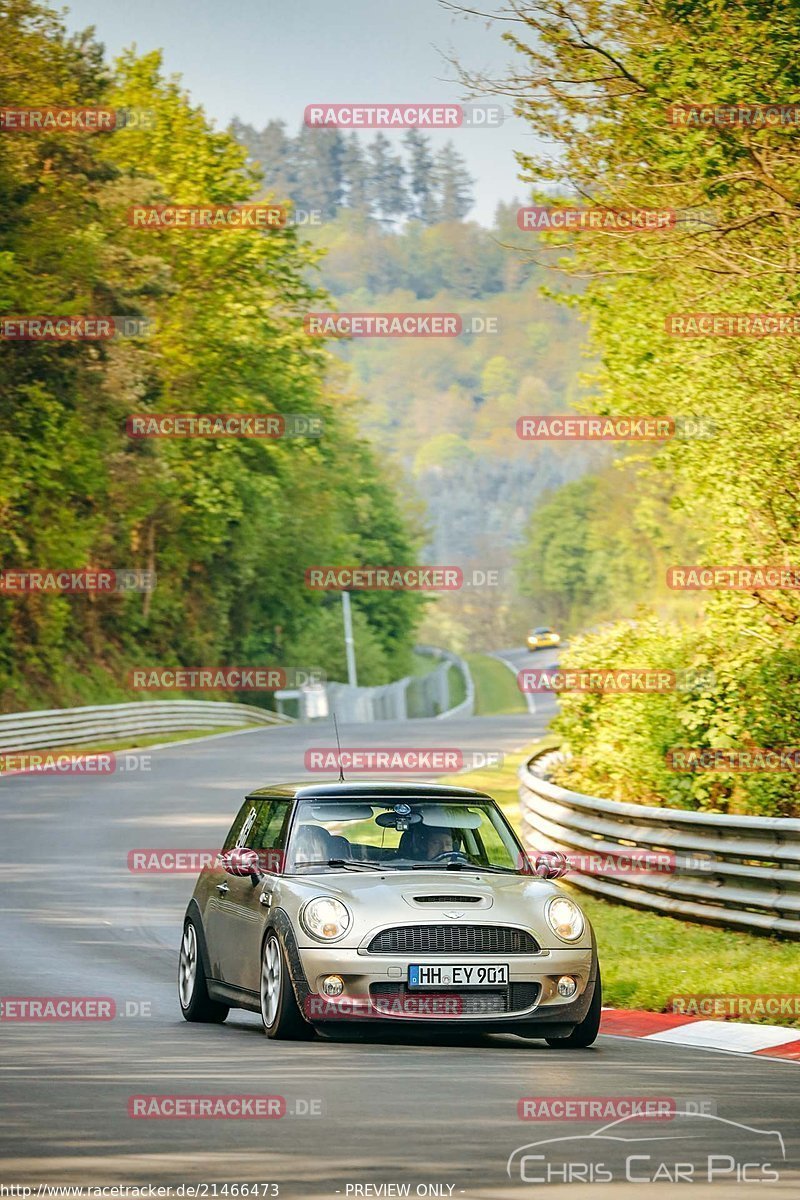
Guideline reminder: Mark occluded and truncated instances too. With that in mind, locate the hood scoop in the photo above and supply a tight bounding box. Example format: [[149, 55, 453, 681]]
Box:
[[414, 894, 482, 903], [405, 891, 492, 910]]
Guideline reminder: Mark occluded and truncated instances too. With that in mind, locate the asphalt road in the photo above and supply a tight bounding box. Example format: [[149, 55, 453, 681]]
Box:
[[1, 655, 798, 1198]]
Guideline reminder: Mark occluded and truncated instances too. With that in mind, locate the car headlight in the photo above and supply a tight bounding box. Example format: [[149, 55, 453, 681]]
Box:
[[546, 896, 585, 942], [300, 897, 352, 942]]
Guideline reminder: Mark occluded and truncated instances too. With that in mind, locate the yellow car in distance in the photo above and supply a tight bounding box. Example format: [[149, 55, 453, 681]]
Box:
[[526, 626, 561, 651]]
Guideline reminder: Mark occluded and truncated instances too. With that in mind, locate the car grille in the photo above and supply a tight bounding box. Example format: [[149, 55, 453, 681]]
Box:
[[369, 981, 540, 1016], [366, 924, 539, 955], [413, 895, 482, 904]]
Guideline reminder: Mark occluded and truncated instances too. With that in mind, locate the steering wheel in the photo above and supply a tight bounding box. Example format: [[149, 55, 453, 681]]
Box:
[[430, 850, 470, 863]]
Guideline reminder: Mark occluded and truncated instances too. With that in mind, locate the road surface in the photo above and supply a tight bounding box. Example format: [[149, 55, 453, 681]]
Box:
[[1, 664, 797, 1197]]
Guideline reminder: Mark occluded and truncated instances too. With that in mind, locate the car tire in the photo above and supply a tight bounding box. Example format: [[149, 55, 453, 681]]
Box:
[[178, 915, 229, 1024], [545, 967, 602, 1049], [260, 930, 313, 1040]]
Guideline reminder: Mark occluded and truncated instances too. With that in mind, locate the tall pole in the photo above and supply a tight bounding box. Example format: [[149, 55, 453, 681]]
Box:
[[342, 591, 358, 687]]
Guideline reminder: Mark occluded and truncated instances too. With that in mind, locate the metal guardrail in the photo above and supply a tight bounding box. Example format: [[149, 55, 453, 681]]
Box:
[[324, 645, 474, 724], [0, 700, 292, 753], [418, 645, 475, 720], [519, 746, 800, 937]]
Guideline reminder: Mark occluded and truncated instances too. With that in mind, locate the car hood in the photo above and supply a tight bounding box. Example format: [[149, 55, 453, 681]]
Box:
[[276, 869, 591, 950]]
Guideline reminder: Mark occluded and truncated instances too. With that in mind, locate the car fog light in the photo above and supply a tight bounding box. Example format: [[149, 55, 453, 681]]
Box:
[[557, 975, 577, 998], [322, 974, 344, 997]]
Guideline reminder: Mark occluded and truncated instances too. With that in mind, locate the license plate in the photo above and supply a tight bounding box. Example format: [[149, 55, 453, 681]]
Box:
[[408, 963, 509, 988]]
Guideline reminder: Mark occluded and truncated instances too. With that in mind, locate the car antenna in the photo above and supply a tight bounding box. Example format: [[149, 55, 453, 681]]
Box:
[[333, 711, 345, 782]]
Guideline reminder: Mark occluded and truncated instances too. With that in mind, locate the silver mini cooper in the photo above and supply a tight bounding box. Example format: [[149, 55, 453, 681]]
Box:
[[178, 781, 601, 1046]]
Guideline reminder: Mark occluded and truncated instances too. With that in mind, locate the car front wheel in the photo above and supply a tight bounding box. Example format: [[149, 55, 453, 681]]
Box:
[[178, 916, 229, 1023], [545, 967, 602, 1049], [260, 930, 312, 1040]]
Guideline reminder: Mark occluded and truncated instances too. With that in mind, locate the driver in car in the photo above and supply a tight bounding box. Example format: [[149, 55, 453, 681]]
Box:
[[292, 824, 331, 864], [424, 826, 455, 859], [399, 823, 456, 860]]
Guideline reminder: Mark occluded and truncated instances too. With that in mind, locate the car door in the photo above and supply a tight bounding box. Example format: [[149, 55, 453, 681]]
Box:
[[201, 799, 260, 982], [214, 799, 292, 992]]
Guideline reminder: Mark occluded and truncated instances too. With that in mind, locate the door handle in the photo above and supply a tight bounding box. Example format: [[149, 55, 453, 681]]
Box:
[[216, 882, 229, 895]]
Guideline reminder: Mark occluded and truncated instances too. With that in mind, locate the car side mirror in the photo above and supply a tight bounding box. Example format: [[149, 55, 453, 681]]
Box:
[[534, 851, 570, 880], [220, 847, 263, 881]]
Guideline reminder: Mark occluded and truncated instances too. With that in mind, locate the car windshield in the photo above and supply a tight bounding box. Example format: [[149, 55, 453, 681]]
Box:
[[532, 627, 551, 634], [285, 797, 529, 874]]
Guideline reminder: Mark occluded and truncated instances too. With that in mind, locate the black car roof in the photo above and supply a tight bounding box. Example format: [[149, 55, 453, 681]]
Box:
[[245, 780, 493, 802]]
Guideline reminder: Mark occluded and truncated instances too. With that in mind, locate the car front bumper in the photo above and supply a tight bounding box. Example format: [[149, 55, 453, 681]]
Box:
[[295, 945, 595, 1027]]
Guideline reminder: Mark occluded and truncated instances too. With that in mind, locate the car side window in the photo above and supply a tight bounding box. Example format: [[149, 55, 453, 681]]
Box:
[[222, 801, 260, 852], [246, 800, 292, 872]]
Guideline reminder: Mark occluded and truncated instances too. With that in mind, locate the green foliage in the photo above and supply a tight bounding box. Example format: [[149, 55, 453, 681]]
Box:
[[478, 0, 800, 812], [0, 2, 422, 708], [516, 466, 700, 630], [549, 612, 800, 816]]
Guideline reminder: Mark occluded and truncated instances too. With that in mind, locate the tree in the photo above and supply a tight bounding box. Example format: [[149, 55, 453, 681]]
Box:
[[454, 0, 800, 813], [0, 3, 423, 707], [403, 129, 436, 223], [230, 117, 297, 207], [367, 133, 408, 224], [341, 133, 371, 215], [293, 124, 345, 219], [432, 142, 474, 221]]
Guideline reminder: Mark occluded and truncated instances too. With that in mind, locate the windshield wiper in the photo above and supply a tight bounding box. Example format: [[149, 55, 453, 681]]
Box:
[[411, 861, 469, 870], [294, 857, 386, 871], [410, 862, 516, 873]]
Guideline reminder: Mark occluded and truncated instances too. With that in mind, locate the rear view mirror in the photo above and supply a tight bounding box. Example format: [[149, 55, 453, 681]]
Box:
[[220, 847, 262, 879], [534, 851, 570, 880]]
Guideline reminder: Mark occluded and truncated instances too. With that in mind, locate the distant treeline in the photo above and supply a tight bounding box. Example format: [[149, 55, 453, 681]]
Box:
[[230, 121, 475, 224]]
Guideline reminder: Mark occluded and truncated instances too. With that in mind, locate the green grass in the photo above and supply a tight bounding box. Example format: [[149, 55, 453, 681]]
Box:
[[465, 653, 527, 716], [439, 741, 800, 1026], [447, 662, 467, 710], [409, 651, 439, 677]]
